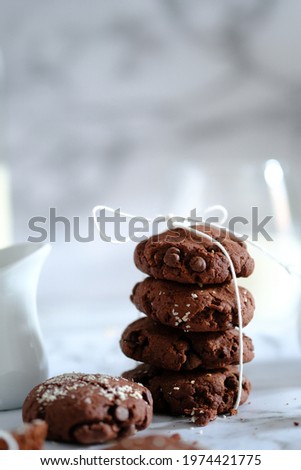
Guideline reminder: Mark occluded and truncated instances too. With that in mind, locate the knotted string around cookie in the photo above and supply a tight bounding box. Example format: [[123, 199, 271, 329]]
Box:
[[92, 204, 301, 419]]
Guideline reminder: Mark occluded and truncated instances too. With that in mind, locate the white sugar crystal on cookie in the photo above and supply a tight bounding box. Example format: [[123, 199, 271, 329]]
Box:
[[36, 373, 145, 406], [182, 311, 191, 322], [23, 373, 153, 445]]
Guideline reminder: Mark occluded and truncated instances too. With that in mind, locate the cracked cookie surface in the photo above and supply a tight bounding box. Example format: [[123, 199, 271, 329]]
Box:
[[123, 364, 251, 426], [22, 373, 153, 444], [120, 317, 254, 371], [131, 277, 255, 332]]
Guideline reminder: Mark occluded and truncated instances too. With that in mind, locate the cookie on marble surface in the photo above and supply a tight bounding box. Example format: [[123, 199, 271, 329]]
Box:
[[134, 225, 254, 285], [120, 317, 254, 371], [123, 364, 251, 426], [22, 373, 153, 445], [131, 277, 255, 332], [0, 420, 47, 450], [106, 433, 201, 450]]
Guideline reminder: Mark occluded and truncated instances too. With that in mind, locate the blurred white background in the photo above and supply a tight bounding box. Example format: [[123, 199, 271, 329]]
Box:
[[0, 0, 301, 360]]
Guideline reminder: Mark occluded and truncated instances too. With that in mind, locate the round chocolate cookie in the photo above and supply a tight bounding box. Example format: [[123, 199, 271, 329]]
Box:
[[131, 277, 255, 332], [134, 225, 254, 285], [120, 317, 254, 371], [123, 364, 251, 426], [23, 373, 153, 444], [106, 433, 200, 450]]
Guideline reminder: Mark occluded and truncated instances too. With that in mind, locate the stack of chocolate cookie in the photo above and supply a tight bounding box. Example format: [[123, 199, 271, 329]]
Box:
[[121, 225, 255, 426]]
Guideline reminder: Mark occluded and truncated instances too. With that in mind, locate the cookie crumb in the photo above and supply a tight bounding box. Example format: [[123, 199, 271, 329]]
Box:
[[0, 420, 47, 450], [229, 409, 238, 416], [294, 422, 299, 426]]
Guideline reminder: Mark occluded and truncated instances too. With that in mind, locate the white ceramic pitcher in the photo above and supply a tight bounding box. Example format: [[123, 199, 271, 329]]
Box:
[[0, 243, 51, 410]]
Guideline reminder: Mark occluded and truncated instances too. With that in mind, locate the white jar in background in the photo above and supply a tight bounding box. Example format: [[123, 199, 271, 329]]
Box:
[[0, 243, 51, 410]]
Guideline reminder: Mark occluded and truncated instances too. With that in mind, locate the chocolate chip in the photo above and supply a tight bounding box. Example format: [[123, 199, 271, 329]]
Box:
[[163, 247, 181, 268], [189, 256, 206, 273], [206, 245, 218, 253], [114, 406, 129, 421]]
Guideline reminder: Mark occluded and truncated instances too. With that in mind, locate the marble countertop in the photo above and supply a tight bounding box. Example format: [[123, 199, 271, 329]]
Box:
[[1, 299, 301, 450]]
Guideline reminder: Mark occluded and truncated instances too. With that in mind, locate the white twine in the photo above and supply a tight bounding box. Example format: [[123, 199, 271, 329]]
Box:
[[208, 221, 301, 278], [92, 205, 229, 243], [92, 204, 301, 413], [0, 430, 19, 450], [93, 205, 152, 244], [172, 221, 244, 410]]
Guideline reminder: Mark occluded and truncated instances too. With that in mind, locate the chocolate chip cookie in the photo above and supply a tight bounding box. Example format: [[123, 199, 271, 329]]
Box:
[[131, 277, 255, 332], [106, 433, 201, 450], [134, 225, 254, 285], [120, 317, 254, 371], [123, 364, 251, 426], [22, 373, 153, 444]]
